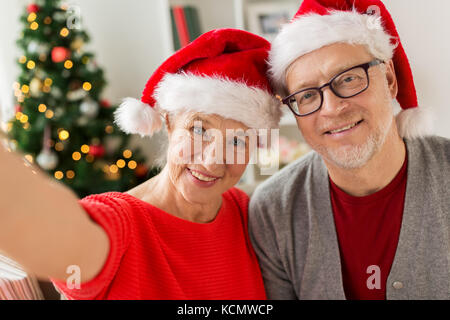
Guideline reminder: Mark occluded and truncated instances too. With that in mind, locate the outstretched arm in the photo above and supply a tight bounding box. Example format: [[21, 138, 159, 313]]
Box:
[[0, 141, 109, 283]]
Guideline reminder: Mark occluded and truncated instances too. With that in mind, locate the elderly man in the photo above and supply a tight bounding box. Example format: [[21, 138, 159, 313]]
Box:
[[249, 0, 450, 300]]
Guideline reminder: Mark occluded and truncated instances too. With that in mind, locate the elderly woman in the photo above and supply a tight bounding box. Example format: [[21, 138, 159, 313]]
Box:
[[0, 29, 281, 299]]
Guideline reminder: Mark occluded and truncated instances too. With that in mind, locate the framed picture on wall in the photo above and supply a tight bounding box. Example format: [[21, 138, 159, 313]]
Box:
[[246, 1, 298, 41]]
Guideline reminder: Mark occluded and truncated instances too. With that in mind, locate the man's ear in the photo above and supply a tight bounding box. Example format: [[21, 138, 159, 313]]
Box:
[[385, 59, 398, 100]]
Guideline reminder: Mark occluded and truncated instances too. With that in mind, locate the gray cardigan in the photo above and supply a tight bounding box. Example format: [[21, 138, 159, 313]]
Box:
[[248, 136, 450, 299]]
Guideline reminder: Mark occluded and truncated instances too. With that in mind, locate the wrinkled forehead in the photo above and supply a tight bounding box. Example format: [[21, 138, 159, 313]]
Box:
[[172, 111, 250, 131], [285, 43, 374, 89]]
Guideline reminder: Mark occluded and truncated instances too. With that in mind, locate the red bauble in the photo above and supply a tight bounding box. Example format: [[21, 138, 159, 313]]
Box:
[[15, 105, 22, 113], [88, 145, 105, 158], [100, 99, 111, 108], [135, 164, 148, 178], [51, 47, 71, 63], [27, 4, 40, 13]]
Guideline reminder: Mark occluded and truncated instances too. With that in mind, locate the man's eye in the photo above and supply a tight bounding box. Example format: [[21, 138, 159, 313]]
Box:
[[303, 92, 314, 99], [343, 76, 356, 83]]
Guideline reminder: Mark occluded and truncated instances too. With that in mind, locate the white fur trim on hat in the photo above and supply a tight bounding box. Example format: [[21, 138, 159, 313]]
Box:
[[269, 9, 398, 95], [396, 106, 433, 139], [153, 72, 282, 130], [114, 97, 163, 137]]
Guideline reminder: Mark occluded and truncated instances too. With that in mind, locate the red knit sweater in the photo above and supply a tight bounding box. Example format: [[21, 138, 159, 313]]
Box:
[[51, 187, 266, 300]]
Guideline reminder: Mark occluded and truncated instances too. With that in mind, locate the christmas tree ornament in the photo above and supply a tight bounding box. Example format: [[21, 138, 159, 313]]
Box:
[[51, 46, 71, 63], [80, 99, 99, 118], [69, 79, 82, 90], [27, 41, 38, 53], [135, 163, 149, 178], [54, 107, 65, 118], [53, 11, 66, 22], [29, 77, 43, 97], [76, 115, 89, 126], [100, 99, 111, 108], [51, 86, 62, 98], [67, 88, 87, 101], [36, 149, 58, 170], [27, 42, 48, 55], [104, 135, 121, 155], [70, 37, 84, 51], [36, 126, 58, 170], [88, 144, 105, 158], [27, 3, 40, 13], [86, 61, 98, 72]]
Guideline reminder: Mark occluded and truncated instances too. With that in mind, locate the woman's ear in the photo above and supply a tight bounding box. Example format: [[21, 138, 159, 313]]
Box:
[[163, 112, 171, 133], [385, 59, 398, 100]]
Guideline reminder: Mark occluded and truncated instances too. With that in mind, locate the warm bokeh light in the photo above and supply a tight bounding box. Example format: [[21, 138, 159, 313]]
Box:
[[60, 27, 69, 37], [64, 60, 73, 69], [58, 129, 69, 141], [123, 149, 132, 158], [45, 110, 54, 119], [54, 171, 64, 180], [55, 142, 64, 151], [19, 114, 28, 123], [109, 164, 119, 173], [82, 82, 92, 91], [116, 159, 126, 168], [80, 144, 90, 153], [24, 154, 33, 163], [128, 160, 137, 170], [27, 13, 37, 22], [38, 104, 47, 112], [21, 84, 30, 93], [72, 152, 81, 161], [66, 170, 75, 179], [30, 22, 39, 30], [105, 125, 114, 134], [26, 60, 36, 69]]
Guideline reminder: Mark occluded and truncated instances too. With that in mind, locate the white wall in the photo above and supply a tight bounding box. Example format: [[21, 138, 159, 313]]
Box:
[[1, 0, 449, 138], [383, 0, 450, 138]]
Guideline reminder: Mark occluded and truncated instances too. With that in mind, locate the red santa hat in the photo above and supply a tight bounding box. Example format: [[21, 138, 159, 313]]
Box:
[[114, 28, 282, 138], [269, 0, 431, 138]]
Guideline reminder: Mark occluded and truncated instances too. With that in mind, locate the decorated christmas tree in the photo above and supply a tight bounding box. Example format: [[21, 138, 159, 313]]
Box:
[[7, 0, 156, 198]]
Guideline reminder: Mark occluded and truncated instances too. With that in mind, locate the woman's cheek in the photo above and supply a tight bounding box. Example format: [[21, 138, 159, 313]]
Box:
[[168, 135, 194, 165]]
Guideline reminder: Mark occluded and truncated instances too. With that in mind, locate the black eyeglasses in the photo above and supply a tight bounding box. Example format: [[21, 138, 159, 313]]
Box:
[[282, 59, 384, 117]]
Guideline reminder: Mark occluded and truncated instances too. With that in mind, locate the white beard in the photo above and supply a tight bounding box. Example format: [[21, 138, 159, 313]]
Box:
[[321, 115, 393, 169]]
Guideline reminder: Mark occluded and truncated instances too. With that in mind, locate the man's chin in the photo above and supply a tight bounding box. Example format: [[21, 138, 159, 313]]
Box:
[[323, 139, 378, 170]]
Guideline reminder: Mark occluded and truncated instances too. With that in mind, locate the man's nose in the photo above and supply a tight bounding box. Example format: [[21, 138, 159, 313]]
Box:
[[319, 87, 348, 115]]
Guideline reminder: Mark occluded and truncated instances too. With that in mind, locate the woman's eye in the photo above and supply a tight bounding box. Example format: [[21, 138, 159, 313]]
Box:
[[232, 137, 246, 148], [192, 126, 204, 135]]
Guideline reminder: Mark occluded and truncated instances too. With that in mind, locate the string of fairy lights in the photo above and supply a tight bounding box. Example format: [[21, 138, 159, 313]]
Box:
[[7, 3, 147, 183]]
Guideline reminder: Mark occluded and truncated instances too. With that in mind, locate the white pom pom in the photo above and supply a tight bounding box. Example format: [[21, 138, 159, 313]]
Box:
[[114, 98, 163, 137], [395, 106, 433, 139]]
